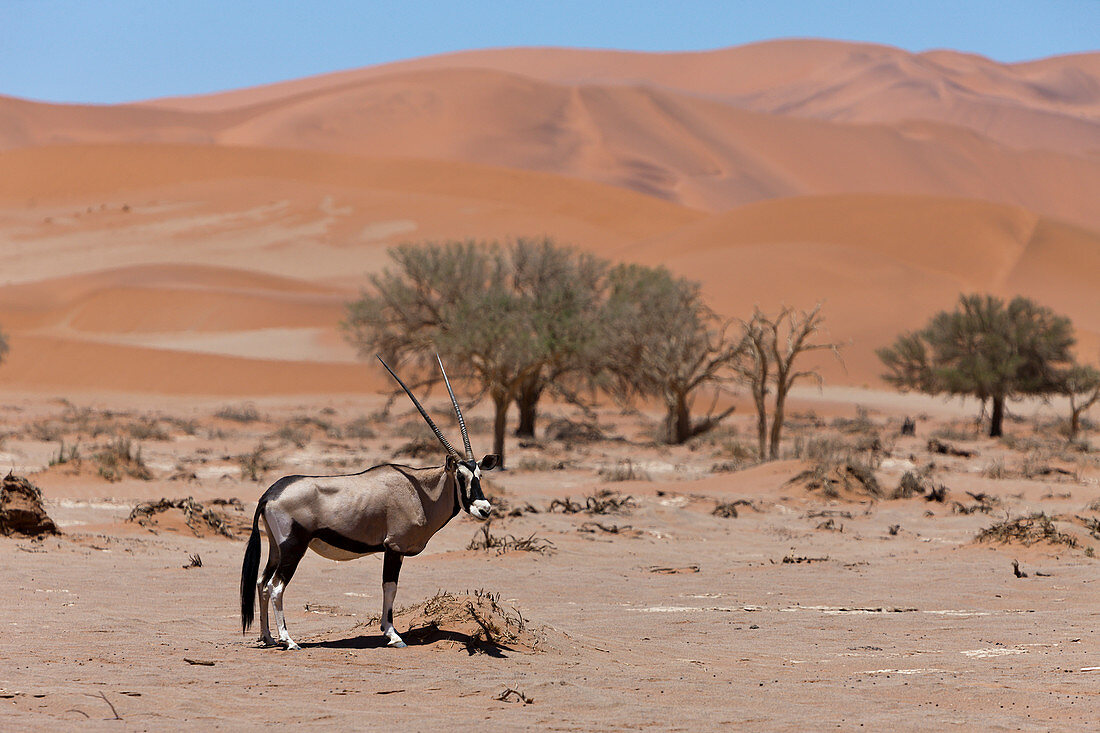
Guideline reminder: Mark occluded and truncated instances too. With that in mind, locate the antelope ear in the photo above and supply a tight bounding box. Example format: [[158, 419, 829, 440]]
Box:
[[479, 454, 500, 471], [445, 454, 458, 472]]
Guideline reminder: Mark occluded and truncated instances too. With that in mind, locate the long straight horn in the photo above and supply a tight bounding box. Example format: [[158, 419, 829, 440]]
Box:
[[377, 356, 459, 457], [437, 354, 473, 459]]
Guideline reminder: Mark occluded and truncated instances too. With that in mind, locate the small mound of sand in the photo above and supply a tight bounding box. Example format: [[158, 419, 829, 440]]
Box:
[[0, 473, 59, 537], [786, 461, 882, 500], [127, 496, 250, 538], [388, 590, 547, 654]]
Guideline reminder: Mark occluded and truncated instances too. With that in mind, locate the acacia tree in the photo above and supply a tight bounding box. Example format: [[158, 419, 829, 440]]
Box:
[[600, 264, 743, 444], [342, 239, 604, 466], [735, 304, 842, 460], [878, 294, 1075, 437], [508, 239, 607, 437]]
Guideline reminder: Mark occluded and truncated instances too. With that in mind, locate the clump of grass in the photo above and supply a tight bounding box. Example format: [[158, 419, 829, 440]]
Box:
[[982, 459, 1009, 479], [215, 403, 261, 423], [95, 437, 152, 482], [598, 459, 651, 482], [272, 425, 311, 449], [515, 457, 564, 472], [48, 440, 80, 467], [831, 407, 876, 434], [976, 513, 1078, 548], [932, 422, 979, 442], [467, 522, 555, 555], [127, 418, 169, 441], [238, 443, 277, 482]]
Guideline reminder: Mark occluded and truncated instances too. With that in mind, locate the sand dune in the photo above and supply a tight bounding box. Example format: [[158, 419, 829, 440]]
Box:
[[5, 42, 1100, 227], [0, 39, 1097, 395], [148, 40, 1100, 156]]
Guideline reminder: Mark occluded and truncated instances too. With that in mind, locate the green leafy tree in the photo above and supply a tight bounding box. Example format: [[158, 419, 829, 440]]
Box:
[[878, 294, 1075, 437], [342, 238, 605, 466], [507, 239, 607, 437], [600, 264, 743, 444]]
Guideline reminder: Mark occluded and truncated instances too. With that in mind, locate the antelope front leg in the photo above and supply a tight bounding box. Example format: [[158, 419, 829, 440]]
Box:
[[381, 549, 406, 648]]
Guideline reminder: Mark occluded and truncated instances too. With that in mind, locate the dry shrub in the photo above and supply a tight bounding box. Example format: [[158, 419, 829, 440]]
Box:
[[549, 489, 635, 515], [976, 513, 1078, 548], [0, 473, 58, 537], [514, 457, 565, 472], [467, 522, 555, 555], [215, 403, 261, 423], [128, 496, 248, 538], [598, 460, 651, 482], [95, 437, 152, 482], [127, 418, 169, 441], [952, 492, 999, 515], [786, 460, 882, 500], [238, 443, 277, 481], [380, 589, 544, 654], [272, 425, 311, 448]]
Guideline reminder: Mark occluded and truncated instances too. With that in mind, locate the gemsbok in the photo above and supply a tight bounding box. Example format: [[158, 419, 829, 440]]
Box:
[[240, 356, 498, 649]]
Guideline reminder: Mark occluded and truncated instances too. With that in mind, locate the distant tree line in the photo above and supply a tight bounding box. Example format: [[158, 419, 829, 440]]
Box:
[[343, 238, 838, 467]]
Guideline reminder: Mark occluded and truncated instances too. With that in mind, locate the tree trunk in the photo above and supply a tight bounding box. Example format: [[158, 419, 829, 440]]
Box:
[[768, 388, 788, 460], [753, 386, 768, 460], [515, 373, 542, 438], [989, 394, 1005, 438], [492, 392, 509, 468], [1069, 404, 1081, 441], [665, 393, 692, 445]]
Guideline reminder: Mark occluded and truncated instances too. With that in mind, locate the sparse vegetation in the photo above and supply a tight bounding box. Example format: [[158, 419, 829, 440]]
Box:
[[216, 403, 261, 423], [548, 489, 636, 515], [94, 437, 152, 482], [976, 513, 1078, 548], [598, 460, 651, 482], [238, 443, 276, 482], [467, 522, 555, 555]]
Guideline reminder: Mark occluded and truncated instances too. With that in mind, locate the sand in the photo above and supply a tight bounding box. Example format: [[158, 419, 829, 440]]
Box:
[[1, 38, 1099, 728], [1, 392, 1099, 729]]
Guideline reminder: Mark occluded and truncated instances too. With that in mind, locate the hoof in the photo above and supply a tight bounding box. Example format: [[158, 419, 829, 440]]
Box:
[[388, 640, 407, 649], [259, 638, 277, 648], [284, 642, 302, 651]]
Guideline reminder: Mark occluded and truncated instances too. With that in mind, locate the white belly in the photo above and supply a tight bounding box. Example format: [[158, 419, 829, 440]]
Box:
[[308, 538, 373, 561]]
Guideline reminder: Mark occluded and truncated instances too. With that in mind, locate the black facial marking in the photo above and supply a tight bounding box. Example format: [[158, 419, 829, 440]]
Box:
[[311, 527, 385, 555]]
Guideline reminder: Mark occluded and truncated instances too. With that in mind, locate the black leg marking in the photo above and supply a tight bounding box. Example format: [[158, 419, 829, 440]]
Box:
[[383, 548, 403, 585], [275, 522, 311, 585]]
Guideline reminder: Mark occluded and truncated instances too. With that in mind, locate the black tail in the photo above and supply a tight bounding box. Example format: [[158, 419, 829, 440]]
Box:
[[240, 500, 265, 633]]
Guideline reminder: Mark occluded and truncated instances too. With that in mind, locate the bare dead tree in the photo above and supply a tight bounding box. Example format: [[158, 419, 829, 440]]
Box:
[[736, 304, 843, 460]]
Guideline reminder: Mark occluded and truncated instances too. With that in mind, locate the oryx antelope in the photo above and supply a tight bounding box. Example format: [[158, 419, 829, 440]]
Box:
[[240, 356, 498, 650]]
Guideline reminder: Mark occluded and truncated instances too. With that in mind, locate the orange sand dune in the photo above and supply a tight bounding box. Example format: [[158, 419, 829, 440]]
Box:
[[149, 40, 1100, 156], [6, 42, 1100, 227], [0, 334, 376, 396], [1, 40, 1097, 395]]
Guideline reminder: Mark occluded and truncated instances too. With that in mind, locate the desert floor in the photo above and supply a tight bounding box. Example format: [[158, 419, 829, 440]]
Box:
[[2, 388, 1099, 731]]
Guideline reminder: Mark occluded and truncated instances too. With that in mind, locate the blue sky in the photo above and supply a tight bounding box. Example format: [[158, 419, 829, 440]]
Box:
[[2, 0, 1097, 104]]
